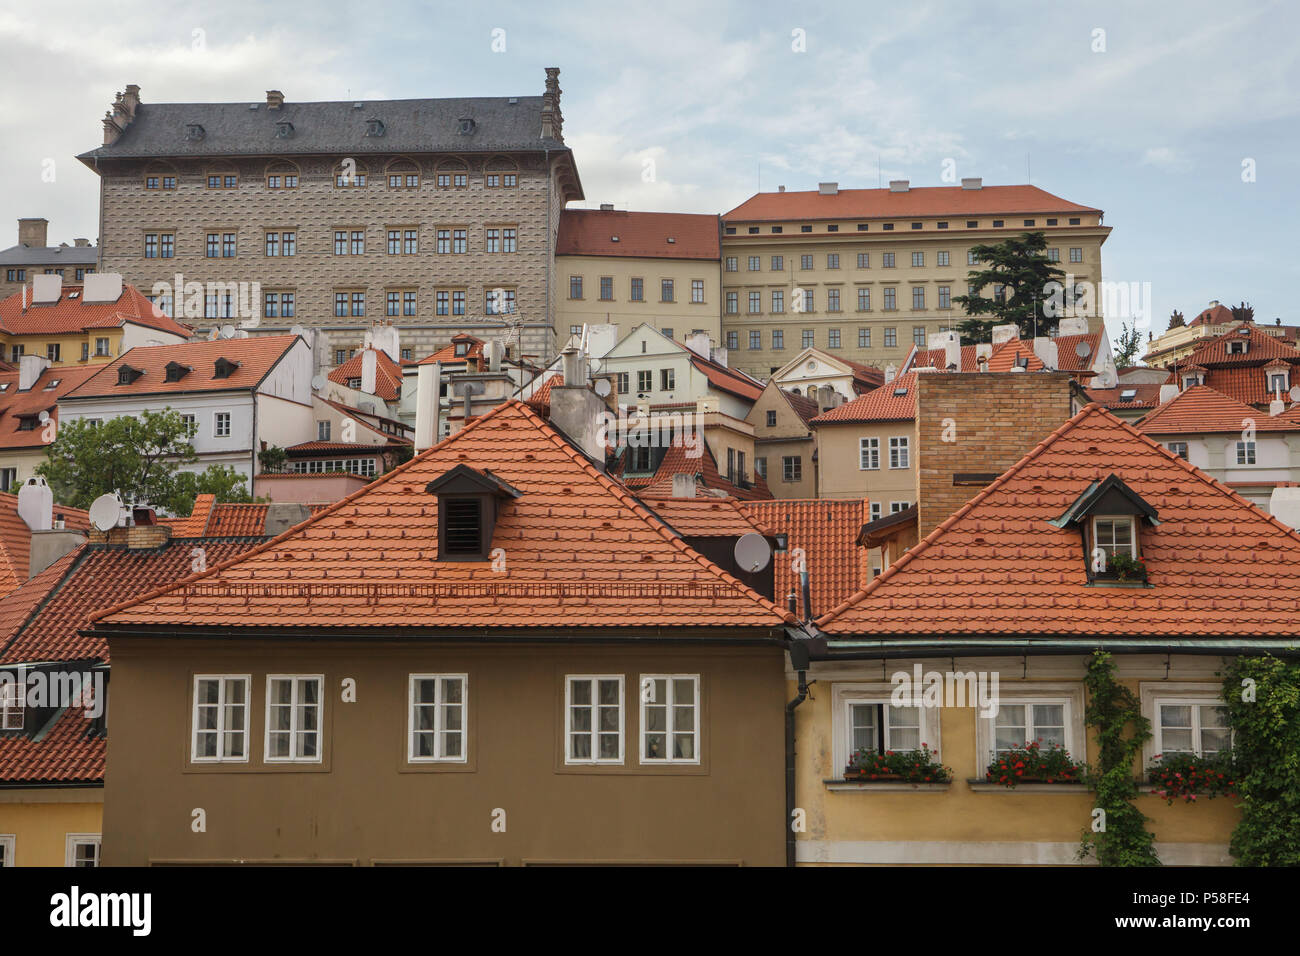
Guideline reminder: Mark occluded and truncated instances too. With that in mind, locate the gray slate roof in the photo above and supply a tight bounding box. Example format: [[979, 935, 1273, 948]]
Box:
[[79, 95, 563, 161], [0, 244, 98, 266]]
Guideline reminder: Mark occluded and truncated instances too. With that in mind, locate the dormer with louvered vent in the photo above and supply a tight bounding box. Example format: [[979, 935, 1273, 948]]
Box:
[[425, 464, 522, 561]]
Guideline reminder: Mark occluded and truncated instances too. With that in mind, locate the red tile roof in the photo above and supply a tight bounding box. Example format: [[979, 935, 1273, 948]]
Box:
[[811, 371, 921, 424], [689, 355, 763, 402], [1190, 304, 1236, 327], [557, 209, 720, 260], [639, 497, 768, 537], [622, 435, 773, 501], [1183, 325, 1300, 367], [0, 547, 81, 648], [0, 281, 192, 338], [739, 499, 873, 619], [725, 184, 1101, 222], [327, 348, 403, 400], [0, 365, 100, 450], [416, 334, 485, 369], [0, 699, 104, 786], [91, 401, 794, 632], [782, 389, 820, 425], [1053, 333, 1103, 372], [1138, 385, 1300, 435], [523, 373, 563, 412], [62, 334, 301, 399], [1183, 366, 1298, 408], [0, 493, 89, 597], [157, 496, 328, 537], [911, 338, 1045, 374], [841, 358, 887, 393], [1085, 382, 1163, 411], [818, 404, 1300, 636]]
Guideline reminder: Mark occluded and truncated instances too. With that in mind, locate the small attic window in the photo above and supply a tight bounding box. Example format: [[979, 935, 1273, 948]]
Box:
[[164, 361, 192, 383], [1227, 340, 1248, 355], [185, 123, 205, 141], [1120, 388, 1137, 402], [275, 121, 294, 139], [43, 379, 60, 390], [117, 365, 143, 386], [1268, 370, 1290, 394], [455, 343, 467, 357], [1051, 473, 1159, 584], [426, 464, 521, 562], [458, 117, 475, 134], [365, 118, 386, 137], [213, 357, 241, 379]]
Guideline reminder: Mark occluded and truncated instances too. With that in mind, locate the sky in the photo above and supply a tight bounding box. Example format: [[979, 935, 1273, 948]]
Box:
[[2, 0, 1297, 347]]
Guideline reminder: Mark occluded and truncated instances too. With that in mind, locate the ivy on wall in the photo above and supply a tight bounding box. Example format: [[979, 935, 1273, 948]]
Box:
[[1079, 651, 1160, 866]]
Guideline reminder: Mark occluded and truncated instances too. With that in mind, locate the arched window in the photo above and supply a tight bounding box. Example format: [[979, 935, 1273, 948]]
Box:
[[265, 160, 300, 189], [143, 161, 179, 191], [205, 162, 238, 190], [435, 158, 469, 189], [484, 156, 518, 188], [334, 160, 368, 188], [386, 158, 420, 189]]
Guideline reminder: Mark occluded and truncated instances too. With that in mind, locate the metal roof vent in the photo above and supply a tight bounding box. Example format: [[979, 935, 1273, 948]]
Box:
[[275, 121, 294, 138], [185, 123, 205, 141], [458, 117, 476, 134], [508, 97, 518, 104], [365, 118, 385, 137]]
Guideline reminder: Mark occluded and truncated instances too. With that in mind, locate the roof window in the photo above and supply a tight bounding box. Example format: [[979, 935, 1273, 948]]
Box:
[[426, 464, 522, 562], [1050, 473, 1159, 584]]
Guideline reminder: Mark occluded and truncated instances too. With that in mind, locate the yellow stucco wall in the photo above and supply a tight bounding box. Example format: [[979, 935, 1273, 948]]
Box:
[[814, 420, 917, 503], [0, 792, 102, 866], [555, 254, 722, 343], [0, 330, 121, 366]]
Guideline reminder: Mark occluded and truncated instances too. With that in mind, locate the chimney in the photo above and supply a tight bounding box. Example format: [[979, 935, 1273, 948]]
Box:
[[975, 343, 993, 367], [884, 363, 897, 384], [266, 90, 285, 109], [18, 354, 50, 391], [961, 177, 983, 190], [485, 339, 504, 373], [1032, 336, 1058, 370], [560, 345, 588, 387], [943, 331, 960, 371], [778, 185, 786, 192], [31, 274, 62, 304], [121, 84, 141, 120], [264, 502, 311, 535], [414, 362, 442, 451], [74, 238, 90, 247], [17, 218, 48, 248], [16, 476, 52, 532], [549, 382, 608, 469], [82, 272, 123, 304], [710, 344, 729, 368], [684, 331, 711, 360], [1270, 398, 1285, 417], [1057, 315, 1089, 336], [991, 323, 1020, 345], [818, 182, 839, 195], [888, 180, 910, 192], [1208, 300, 1220, 308], [361, 348, 378, 394], [23, 477, 85, 577], [599, 203, 614, 211], [540, 67, 564, 141], [672, 473, 697, 498], [1158, 384, 1180, 405]]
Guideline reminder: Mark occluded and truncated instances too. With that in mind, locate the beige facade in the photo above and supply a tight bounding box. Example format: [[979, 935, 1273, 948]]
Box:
[[720, 183, 1109, 380], [746, 381, 817, 498], [0, 219, 96, 294], [815, 419, 916, 513], [555, 254, 721, 343]]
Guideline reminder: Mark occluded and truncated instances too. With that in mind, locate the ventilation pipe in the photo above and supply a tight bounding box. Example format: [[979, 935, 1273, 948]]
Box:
[[414, 362, 442, 451]]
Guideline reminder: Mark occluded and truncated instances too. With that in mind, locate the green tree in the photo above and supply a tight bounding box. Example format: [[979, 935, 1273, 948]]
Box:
[[258, 445, 287, 473], [174, 465, 254, 514], [1114, 322, 1143, 369], [953, 232, 1068, 342], [37, 409, 198, 512]]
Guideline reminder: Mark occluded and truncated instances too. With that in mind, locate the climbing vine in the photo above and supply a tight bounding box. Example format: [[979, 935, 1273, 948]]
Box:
[[1220, 656, 1300, 866], [1079, 651, 1160, 865]]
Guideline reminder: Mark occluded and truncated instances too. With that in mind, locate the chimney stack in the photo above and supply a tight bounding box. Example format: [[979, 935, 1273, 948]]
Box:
[[961, 177, 983, 190], [266, 90, 285, 109], [818, 182, 839, 195], [991, 323, 1020, 345], [414, 362, 442, 451], [540, 67, 564, 141], [361, 348, 378, 395], [18, 354, 50, 391], [672, 473, 697, 498], [18, 218, 48, 248], [888, 180, 910, 192]]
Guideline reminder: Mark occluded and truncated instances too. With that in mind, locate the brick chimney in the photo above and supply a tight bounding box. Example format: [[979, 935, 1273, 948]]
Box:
[[102, 84, 141, 145], [18, 218, 48, 248], [540, 67, 564, 142], [266, 90, 285, 109]]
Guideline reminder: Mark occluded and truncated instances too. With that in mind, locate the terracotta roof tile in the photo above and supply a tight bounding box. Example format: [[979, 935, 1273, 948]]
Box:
[[0, 282, 192, 338], [91, 402, 794, 632], [1052, 333, 1103, 372], [725, 184, 1102, 222], [0, 493, 89, 597], [1085, 382, 1163, 410], [639, 497, 768, 537], [327, 348, 403, 400], [1184, 325, 1300, 366], [0, 702, 104, 786], [62, 334, 301, 399], [689, 355, 763, 402], [811, 371, 920, 424], [0, 365, 100, 450], [1138, 385, 1300, 435], [416, 334, 485, 368], [557, 210, 720, 260], [782, 389, 820, 425], [739, 499, 872, 619], [623, 435, 773, 501], [818, 404, 1300, 637]]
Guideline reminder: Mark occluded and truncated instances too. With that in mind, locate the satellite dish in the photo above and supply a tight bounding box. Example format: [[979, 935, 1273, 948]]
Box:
[[1291, 385, 1300, 404], [207, 327, 219, 341], [311, 374, 327, 392], [89, 493, 122, 532], [733, 532, 772, 573], [593, 379, 612, 398], [220, 324, 237, 339], [1075, 341, 1092, 358]]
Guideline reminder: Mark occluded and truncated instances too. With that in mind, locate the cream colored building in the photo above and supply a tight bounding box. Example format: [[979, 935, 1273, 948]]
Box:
[[745, 380, 820, 498], [555, 208, 721, 343], [1142, 301, 1300, 368], [720, 180, 1109, 379], [811, 372, 919, 514]]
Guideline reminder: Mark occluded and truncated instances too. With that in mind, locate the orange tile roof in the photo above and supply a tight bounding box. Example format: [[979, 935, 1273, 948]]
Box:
[[62, 334, 301, 399], [739, 499, 873, 619], [0, 365, 100, 450], [0, 493, 89, 597], [327, 348, 403, 401], [0, 699, 104, 786], [781, 389, 820, 425], [0, 546, 82, 648], [557, 209, 720, 260], [725, 184, 1101, 222], [1190, 304, 1236, 327], [416, 334, 485, 369], [1183, 325, 1300, 367], [690, 355, 763, 402], [1085, 382, 1163, 410], [0, 281, 192, 338], [1053, 333, 1104, 372], [639, 497, 768, 537], [811, 371, 921, 424], [818, 404, 1300, 637], [622, 435, 773, 501], [841, 358, 887, 393], [1138, 385, 1300, 435], [91, 401, 794, 632], [523, 373, 563, 412]]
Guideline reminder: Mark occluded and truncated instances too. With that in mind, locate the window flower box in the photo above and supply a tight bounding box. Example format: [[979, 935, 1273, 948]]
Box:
[[845, 743, 953, 784], [1104, 553, 1148, 583], [1147, 751, 1237, 804], [985, 740, 1088, 788]]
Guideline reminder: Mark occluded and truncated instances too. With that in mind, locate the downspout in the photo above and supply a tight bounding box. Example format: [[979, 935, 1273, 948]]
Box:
[[544, 147, 552, 366], [785, 634, 811, 868]]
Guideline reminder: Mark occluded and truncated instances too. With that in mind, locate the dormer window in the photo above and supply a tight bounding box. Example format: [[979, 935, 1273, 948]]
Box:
[[185, 123, 205, 141], [365, 118, 385, 137], [455, 343, 468, 357], [0, 680, 23, 731], [1227, 340, 1248, 355], [117, 365, 143, 386], [213, 357, 241, 379], [1051, 473, 1159, 584], [425, 465, 522, 562], [164, 361, 192, 383]]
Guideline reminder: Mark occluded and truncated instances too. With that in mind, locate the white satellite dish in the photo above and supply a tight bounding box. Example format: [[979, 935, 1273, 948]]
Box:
[[311, 374, 327, 393], [207, 327, 219, 341], [1075, 341, 1092, 358], [733, 532, 772, 573], [89, 493, 123, 532], [220, 324, 237, 339], [593, 379, 612, 398]]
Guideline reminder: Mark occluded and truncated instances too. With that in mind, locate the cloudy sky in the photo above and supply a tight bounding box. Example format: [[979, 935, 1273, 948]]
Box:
[[2, 0, 1296, 344]]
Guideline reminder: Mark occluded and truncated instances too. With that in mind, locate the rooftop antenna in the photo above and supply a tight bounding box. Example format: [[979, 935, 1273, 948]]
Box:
[[877, 155, 881, 188], [1026, 152, 1031, 184]]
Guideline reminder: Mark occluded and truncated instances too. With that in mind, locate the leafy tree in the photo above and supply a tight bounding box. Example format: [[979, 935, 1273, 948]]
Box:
[[385, 444, 414, 472], [174, 465, 254, 514], [1114, 322, 1143, 369], [1230, 301, 1255, 324], [1167, 310, 1185, 330], [258, 445, 287, 473], [38, 409, 198, 512], [953, 232, 1068, 342]]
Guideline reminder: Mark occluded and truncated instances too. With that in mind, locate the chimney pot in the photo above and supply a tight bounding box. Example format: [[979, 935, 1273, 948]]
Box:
[[818, 182, 839, 195], [961, 177, 983, 190]]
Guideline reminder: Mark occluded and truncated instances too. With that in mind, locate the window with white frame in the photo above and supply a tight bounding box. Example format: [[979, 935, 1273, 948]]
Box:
[[566, 676, 623, 763], [214, 411, 231, 438], [1092, 516, 1135, 560], [0, 835, 13, 866], [191, 675, 250, 762], [833, 684, 940, 774], [889, 435, 909, 469], [640, 675, 699, 763], [265, 675, 323, 762], [859, 437, 880, 470], [890, 501, 910, 513], [1236, 441, 1256, 465], [1141, 685, 1232, 762], [976, 685, 1085, 769], [409, 674, 467, 762], [0, 679, 24, 730], [66, 834, 101, 867]]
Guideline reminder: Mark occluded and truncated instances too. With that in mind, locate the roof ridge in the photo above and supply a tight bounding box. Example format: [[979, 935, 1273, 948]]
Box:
[[0, 544, 89, 662]]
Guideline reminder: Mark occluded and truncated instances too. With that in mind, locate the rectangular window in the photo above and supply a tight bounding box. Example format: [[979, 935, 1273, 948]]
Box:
[[569, 276, 583, 299], [616, 372, 630, 394], [766, 410, 778, 428], [661, 369, 675, 390], [599, 276, 614, 301], [749, 330, 761, 350], [1236, 441, 1257, 465], [782, 456, 802, 482], [348, 231, 364, 255], [994, 701, 1069, 756], [387, 230, 401, 255], [938, 286, 951, 309], [436, 229, 451, 254], [772, 329, 784, 349], [451, 291, 465, 316], [849, 700, 921, 755], [1048, 248, 1060, 262], [882, 253, 895, 268], [913, 326, 926, 347], [857, 288, 870, 312], [637, 370, 652, 392], [827, 289, 841, 313], [912, 288, 925, 310], [452, 229, 467, 254], [191, 676, 250, 762], [968, 250, 980, 265], [857, 253, 869, 268], [0, 834, 12, 866], [214, 412, 231, 437], [748, 256, 761, 271], [726, 331, 738, 350], [911, 252, 924, 267], [661, 279, 674, 302], [640, 675, 699, 763], [749, 291, 762, 314], [772, 290, 785, 314], [800, 254, 813, 270], [502, 228, 517, 253], [631, 278, 644, 301], [0, 679, 24, 730], [404, 290, 417, 316], [755, 457, 767, 479], [1069, 247, 1083, 263], [1154, 698, 1231, 756], [802, 289, 814, 313], [566, 676, 624, 763], [725, 257, 738, 272], [409, 674, 467, 762], [884, 327, 897, 347], [318, 420, 331, 441], [858, 328, 870, 348], [890, 501, 910, 514], [889, 435, 909, 469], [206, 234, 219, 258], [859, 437, 879, 470], [726, 292, 738, 314], [937, 251, 949, 266], [1167, 441, 1189, 460], [66, 835, 101, 868], [265, 676, 323, 762], [691, 279, 705, 303], [180, 414, 196, 438], [883, 288, 897, 311], [802, 329, 815, 349], [1093, 516, 1135, 561], [771, 255, 784, 271], [827, 253, 840, 269]]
